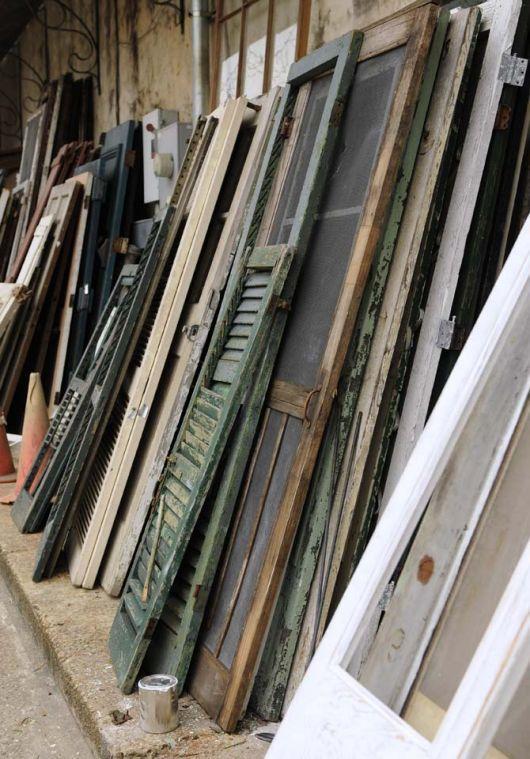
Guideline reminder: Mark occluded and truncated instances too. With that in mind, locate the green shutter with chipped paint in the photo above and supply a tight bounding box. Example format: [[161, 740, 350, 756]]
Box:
[[140, 31, 364, 702], [109, 243, 295, 693]]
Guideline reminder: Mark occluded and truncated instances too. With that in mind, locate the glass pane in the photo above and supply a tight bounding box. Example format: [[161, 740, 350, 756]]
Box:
[[219, 16, 240, 104], [271, 0, 299, 87], [243, 1, 268, 99]]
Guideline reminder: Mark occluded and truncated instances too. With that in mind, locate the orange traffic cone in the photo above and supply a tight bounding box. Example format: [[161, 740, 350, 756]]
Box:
[[2, 373, 48, 504], [0, 410, 15, 484]]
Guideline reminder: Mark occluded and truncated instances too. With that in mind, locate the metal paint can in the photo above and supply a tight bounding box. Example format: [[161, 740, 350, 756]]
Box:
[[138, 674, 179, 733]]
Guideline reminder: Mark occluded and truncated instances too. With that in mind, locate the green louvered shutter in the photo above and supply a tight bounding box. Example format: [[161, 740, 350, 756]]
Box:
[[109, 243, 294, 693]]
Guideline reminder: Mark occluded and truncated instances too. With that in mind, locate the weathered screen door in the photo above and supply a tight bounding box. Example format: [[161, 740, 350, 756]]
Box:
[[191, 6, 438, 730]]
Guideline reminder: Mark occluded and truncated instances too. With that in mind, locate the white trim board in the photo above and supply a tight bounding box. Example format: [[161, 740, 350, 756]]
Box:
[[382, 0, 522, 504], [268, 214, 530, 757]]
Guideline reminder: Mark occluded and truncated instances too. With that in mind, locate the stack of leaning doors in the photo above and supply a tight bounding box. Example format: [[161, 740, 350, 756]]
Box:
[[65, 93, 279, 592], [269, 213, 530, 759], [10, 117, 214, 560], [107, 2, 442, 732], [251, 0, 529, 723]]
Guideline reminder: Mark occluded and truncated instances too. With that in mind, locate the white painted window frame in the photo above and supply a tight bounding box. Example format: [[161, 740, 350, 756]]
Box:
[[268, 215, 530, 757]]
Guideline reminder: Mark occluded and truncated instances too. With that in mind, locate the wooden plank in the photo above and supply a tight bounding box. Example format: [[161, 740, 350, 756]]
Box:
[[8, 142, 77, 283], [382, 0, 523, 504], [16, 214, 55, 287], [268, 213, 530, 759], [217, 6, 439, 732], [1, 181, 82, 414]]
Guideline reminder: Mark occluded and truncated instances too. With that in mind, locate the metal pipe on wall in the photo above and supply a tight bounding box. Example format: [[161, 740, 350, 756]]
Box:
[[190, 0, 210, 122]]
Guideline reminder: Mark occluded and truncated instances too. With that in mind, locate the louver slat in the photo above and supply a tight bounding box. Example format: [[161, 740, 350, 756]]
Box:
[[109, 243, 294, 694]]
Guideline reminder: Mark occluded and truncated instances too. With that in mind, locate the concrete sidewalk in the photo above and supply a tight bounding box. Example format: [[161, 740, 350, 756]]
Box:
[[0, 573, 92, 758], [0, 506, 269, 758]]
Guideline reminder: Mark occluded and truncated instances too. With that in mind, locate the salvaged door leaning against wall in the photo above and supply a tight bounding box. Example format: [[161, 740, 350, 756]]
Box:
[[189, 5, 439, 731], [110, 29, 364, 695]]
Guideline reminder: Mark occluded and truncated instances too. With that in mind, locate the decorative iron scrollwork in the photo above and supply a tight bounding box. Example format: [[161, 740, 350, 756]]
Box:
[[0, 48, 46, 114], [27, 0, 100, 93]]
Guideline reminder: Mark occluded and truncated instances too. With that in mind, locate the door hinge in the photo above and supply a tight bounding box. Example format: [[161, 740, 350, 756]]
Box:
[[124, 149, 137, 168], [498, 52, 528, 87], [113, 237, 129, 254], [280, 116, 294, 139], [436, 317, 467, 351], [91, 176, 106, 202], [494, 104, 512, 130], [77, 283, 91, 311]]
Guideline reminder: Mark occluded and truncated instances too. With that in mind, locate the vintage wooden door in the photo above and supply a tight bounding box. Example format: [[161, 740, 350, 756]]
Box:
[[135, 30, 365, 707], [189, 6, 438, 730]]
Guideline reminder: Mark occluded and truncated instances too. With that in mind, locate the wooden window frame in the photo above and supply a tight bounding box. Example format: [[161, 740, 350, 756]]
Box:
[[210, 0, 311, 109]]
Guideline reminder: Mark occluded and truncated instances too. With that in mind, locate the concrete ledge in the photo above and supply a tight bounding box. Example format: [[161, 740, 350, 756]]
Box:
[[0, 506, 267, 758]]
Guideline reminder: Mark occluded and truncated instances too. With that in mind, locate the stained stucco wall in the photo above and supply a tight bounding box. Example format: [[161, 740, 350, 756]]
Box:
[[16, 0, 422, 136], [19, 0, 193, 137]]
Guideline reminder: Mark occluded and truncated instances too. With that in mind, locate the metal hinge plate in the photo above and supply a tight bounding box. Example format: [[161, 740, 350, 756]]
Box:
[[124, 149, 136, 168], [77, 283, 91, 312], [436, 317, 467, 351], [113, 237, 129, 254], [498, 52, 528, 87], [280, 116, 294, 138]]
